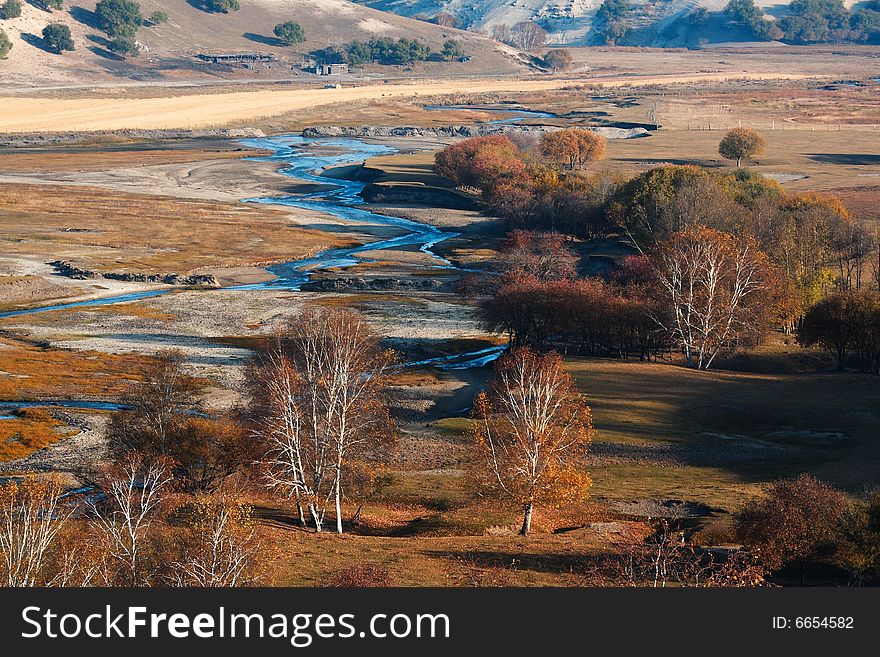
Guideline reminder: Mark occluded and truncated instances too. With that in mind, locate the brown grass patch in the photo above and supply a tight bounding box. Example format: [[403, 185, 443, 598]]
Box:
[[0, 183, 353, 275], [0, 336, 145, 400], [0, 148, 253, 173], [0, 408, 77, 461]]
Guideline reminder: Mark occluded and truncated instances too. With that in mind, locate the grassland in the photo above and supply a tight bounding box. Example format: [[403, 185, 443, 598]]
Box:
[[0, 182, 353, 275], [0, 74, 814, 133], [0, 336, 147, 401]]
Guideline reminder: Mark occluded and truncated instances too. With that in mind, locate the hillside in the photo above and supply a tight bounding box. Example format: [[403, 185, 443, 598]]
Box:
[[0, 0, 518, 89], [355, 0, 867, 47]]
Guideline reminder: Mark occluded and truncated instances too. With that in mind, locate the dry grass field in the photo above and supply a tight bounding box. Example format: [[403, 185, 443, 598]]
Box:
[[0, 183, 353, 275], [0, 336, 146, 401], [0, 74, 814, 133]]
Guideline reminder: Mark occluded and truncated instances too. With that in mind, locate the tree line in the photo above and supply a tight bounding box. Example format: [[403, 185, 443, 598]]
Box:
[[3, 306, 880, 585], [436, 129, 880, 371]]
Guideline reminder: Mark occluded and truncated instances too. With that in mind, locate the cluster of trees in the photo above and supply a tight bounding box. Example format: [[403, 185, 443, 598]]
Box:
[[436, 126, 879, 369], [726, 0, 880, 44], [735, 474, 880, 584], [248, 308, 395, 534], [490, 21, 548, 51], [91, 1, 172, 53], [334, 37, 432, 66], [0, 352, 265, 586], [724, 0, 784, 40], [0, 308, 400, 585], [195, 0, 239, 13], [588, 474, 880, 586]]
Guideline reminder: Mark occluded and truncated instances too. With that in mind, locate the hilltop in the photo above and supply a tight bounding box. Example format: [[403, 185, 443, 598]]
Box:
[[0, 0, 518, 89], [355, 0, 869, 47]]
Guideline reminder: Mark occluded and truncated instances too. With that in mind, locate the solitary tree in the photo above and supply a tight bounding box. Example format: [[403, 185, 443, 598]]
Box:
[[472, 348, 593, 535], [109, 36, 139, 58], [543, 48, 573, 71], [42, 23, 73, 53], [540, 128, 607, 170], [91, 456, 171, 586], [442, 38, 464, 60], [653, 226, 773, 369], [719, 127, 766, 167], [273, 21, 305, 46], [95, 0, 143, 38], [0, 29, 11, 60]]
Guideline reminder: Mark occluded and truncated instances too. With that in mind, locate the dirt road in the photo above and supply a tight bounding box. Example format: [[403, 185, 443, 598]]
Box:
[[0, 73, 815, 133]]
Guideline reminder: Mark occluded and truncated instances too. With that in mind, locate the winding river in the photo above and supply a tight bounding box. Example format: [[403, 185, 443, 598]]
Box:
[[0, 105, 552, 413]]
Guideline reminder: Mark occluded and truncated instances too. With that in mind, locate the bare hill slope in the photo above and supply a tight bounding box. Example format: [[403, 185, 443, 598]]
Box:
[[0, 0, 517, 89], [355, 0, 865, 46]]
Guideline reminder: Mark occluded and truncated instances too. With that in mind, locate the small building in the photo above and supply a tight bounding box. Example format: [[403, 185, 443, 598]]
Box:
[[316, 63, 349, 76], [196, 52, 277, 65]]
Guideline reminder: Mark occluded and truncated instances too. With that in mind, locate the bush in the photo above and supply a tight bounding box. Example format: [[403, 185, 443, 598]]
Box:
[[146, 10, 168, 26], [108, 35, 139, 58], [0, 0, 22, 19], [328, 563, 393, 587], [736, 474, 849, 573], [543, 48, 573, 71], [42, 23, 74, 53], [0, 29, 11, 60], [273, 21, 305, 46]]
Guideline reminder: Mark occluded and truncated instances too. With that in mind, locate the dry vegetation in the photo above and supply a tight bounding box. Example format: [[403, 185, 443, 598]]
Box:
[[0, 336, 145, 400], [0, 182, 353, 274]]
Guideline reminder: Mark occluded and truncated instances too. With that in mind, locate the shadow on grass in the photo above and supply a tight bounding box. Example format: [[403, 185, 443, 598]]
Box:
[[243, 32, 285, 48], [807, 153, 880, 166], [20, 32, 53, 54], [69, 6, 99, 29], [424, 549, 591, 575]]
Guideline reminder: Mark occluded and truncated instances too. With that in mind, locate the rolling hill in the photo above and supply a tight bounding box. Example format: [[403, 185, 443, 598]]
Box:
[[0, 0, 518, 89], [354, 0, 867, 47]]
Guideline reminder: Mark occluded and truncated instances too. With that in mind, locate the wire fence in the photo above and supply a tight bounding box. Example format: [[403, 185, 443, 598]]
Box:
[[684, 121, 880, 132]]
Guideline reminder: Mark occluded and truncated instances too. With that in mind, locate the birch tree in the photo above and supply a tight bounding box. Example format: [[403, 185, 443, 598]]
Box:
[[169, 495, 261, 587], [254, 308, 394, 534], [92, 456, 171, 586], [0, 476, 71, 586], [472, 348, 592, 535], [653, 226, 772, 369]]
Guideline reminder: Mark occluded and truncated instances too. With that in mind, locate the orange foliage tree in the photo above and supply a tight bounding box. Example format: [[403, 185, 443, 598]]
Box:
[[471, 348, 592, 535], [540, 128, 607, 170]]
